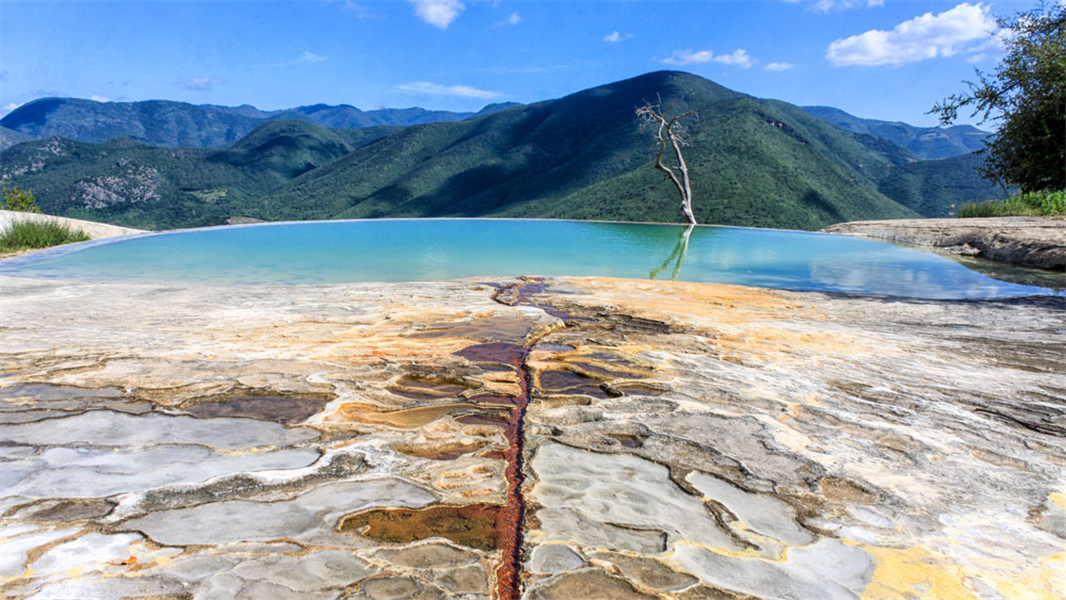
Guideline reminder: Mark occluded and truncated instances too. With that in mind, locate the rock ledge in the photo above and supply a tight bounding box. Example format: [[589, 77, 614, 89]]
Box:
[[823, 216, 1065, 270]]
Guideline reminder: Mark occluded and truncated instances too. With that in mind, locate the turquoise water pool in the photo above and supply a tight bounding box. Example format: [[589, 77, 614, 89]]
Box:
[[1, 219, 1059, 299]]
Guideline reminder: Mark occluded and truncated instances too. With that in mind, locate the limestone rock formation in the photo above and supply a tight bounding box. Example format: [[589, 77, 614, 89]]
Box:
[[0, 275, 1062, 599]]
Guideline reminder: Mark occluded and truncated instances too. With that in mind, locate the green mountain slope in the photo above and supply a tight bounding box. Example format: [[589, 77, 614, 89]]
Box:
[[0, 97, 521, 149], [0, 126, 34, 151], [877, 152, 1010, 217], [260, 71, 916, 230], [0, 120, 397, 229], [803, 105, 990, 160]]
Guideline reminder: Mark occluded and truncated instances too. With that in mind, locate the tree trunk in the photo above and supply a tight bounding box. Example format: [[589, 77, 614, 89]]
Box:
[[638, 102, 698, 225]]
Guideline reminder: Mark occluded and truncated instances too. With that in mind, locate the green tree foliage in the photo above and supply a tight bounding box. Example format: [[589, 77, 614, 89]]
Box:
[[932, 2, 1065, 192], [2, 186, 41, 213]]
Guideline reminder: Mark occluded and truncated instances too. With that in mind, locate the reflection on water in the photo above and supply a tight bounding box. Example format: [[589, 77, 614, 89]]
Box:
[[1, 219, 1059, 300], [649, 224, 694, 281], [940, 253, 1063, 290], [871, 238, 1065, 290]]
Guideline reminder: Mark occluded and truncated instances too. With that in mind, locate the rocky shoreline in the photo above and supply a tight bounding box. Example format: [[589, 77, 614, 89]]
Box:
[[1, 275, 1063, 599], [0, 210, 146, 240], [822, 216, 1065, 271]]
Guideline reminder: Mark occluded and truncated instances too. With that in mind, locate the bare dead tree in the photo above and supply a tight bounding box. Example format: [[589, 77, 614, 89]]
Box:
[[637, 97, 698, 225]]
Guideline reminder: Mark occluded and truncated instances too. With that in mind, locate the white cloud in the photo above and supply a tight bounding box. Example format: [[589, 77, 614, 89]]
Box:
[[396, 81, 501, 99], [714, 49, 754, 68], [811, 0, 883, 12], [493, 12, 521, 27], [343, 1, 383, 19], [965, 27, 1009, 62], [183, 77, 223, 91], [827, 2, 998, 66], [411, 0, 465, 29], [1, 102, 23, 117], [274, 51, 327, 67], [90, 95, 110, 102], [663, 48, 754, 68], [662, 50, 714, 65], [603, 31, 633, 43], [764, 62, 796, 71]]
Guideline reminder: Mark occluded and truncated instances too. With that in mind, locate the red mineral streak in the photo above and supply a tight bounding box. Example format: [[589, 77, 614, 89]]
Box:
[[479, 278, 573, 600], [493, 339, 533, 600]]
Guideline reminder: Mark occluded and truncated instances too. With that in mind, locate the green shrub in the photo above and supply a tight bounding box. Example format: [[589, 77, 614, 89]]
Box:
[[1, 186, 42, 213], [1039, 190, 1066, 214], [0, 220, 91, 252], [957, 190, 1066, 218]]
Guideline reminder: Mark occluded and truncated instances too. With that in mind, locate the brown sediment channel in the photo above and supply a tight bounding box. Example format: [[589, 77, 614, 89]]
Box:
[[457, 338, 537, 600], [486, 279, 565, 600], [493, 341, 534, 600]]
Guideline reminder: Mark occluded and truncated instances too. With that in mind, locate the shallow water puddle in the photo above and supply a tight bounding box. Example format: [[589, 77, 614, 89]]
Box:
[[183, 395, 331, 424], [334, 401, 510, 428], [537, 370, 610, 398], [387, 378, 473, 401], [391, 440, 488, 461], [470, 393, 516, 406], [456, 413, 510, 427], [335, 402, 476, 428], [456, 342, 526, 365], [339, 504, 502, 551]]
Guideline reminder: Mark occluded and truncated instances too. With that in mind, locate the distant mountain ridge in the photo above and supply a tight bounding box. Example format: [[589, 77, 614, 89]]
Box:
[[0, 71, 1007, 231], [802, 105, 990, 160], [1, 92, 990, 163], [0, 97, 523, 150], [0, 126, 34, 150]]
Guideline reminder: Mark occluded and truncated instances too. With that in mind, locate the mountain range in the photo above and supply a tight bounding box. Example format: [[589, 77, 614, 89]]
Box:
[[801, 105, 989, 160], [0, 71, 1007, 231], [0, 97, 521, 150]]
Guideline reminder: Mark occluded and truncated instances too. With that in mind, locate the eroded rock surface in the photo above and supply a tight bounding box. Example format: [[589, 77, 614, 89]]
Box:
[[823, 216, 1066, 270], [0, 274, 1062, 599]]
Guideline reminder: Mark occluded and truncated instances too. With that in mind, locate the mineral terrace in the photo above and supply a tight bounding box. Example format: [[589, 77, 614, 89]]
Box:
[[0, 275, 1063, 600]]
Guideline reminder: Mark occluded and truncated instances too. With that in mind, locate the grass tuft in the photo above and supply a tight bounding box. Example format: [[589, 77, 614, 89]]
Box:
[[957, 190, 1065, 218], [0, 220, 91, 252]]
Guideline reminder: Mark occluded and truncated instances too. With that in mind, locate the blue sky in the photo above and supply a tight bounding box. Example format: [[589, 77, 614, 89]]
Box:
[[0, 1, 1032, 127]]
